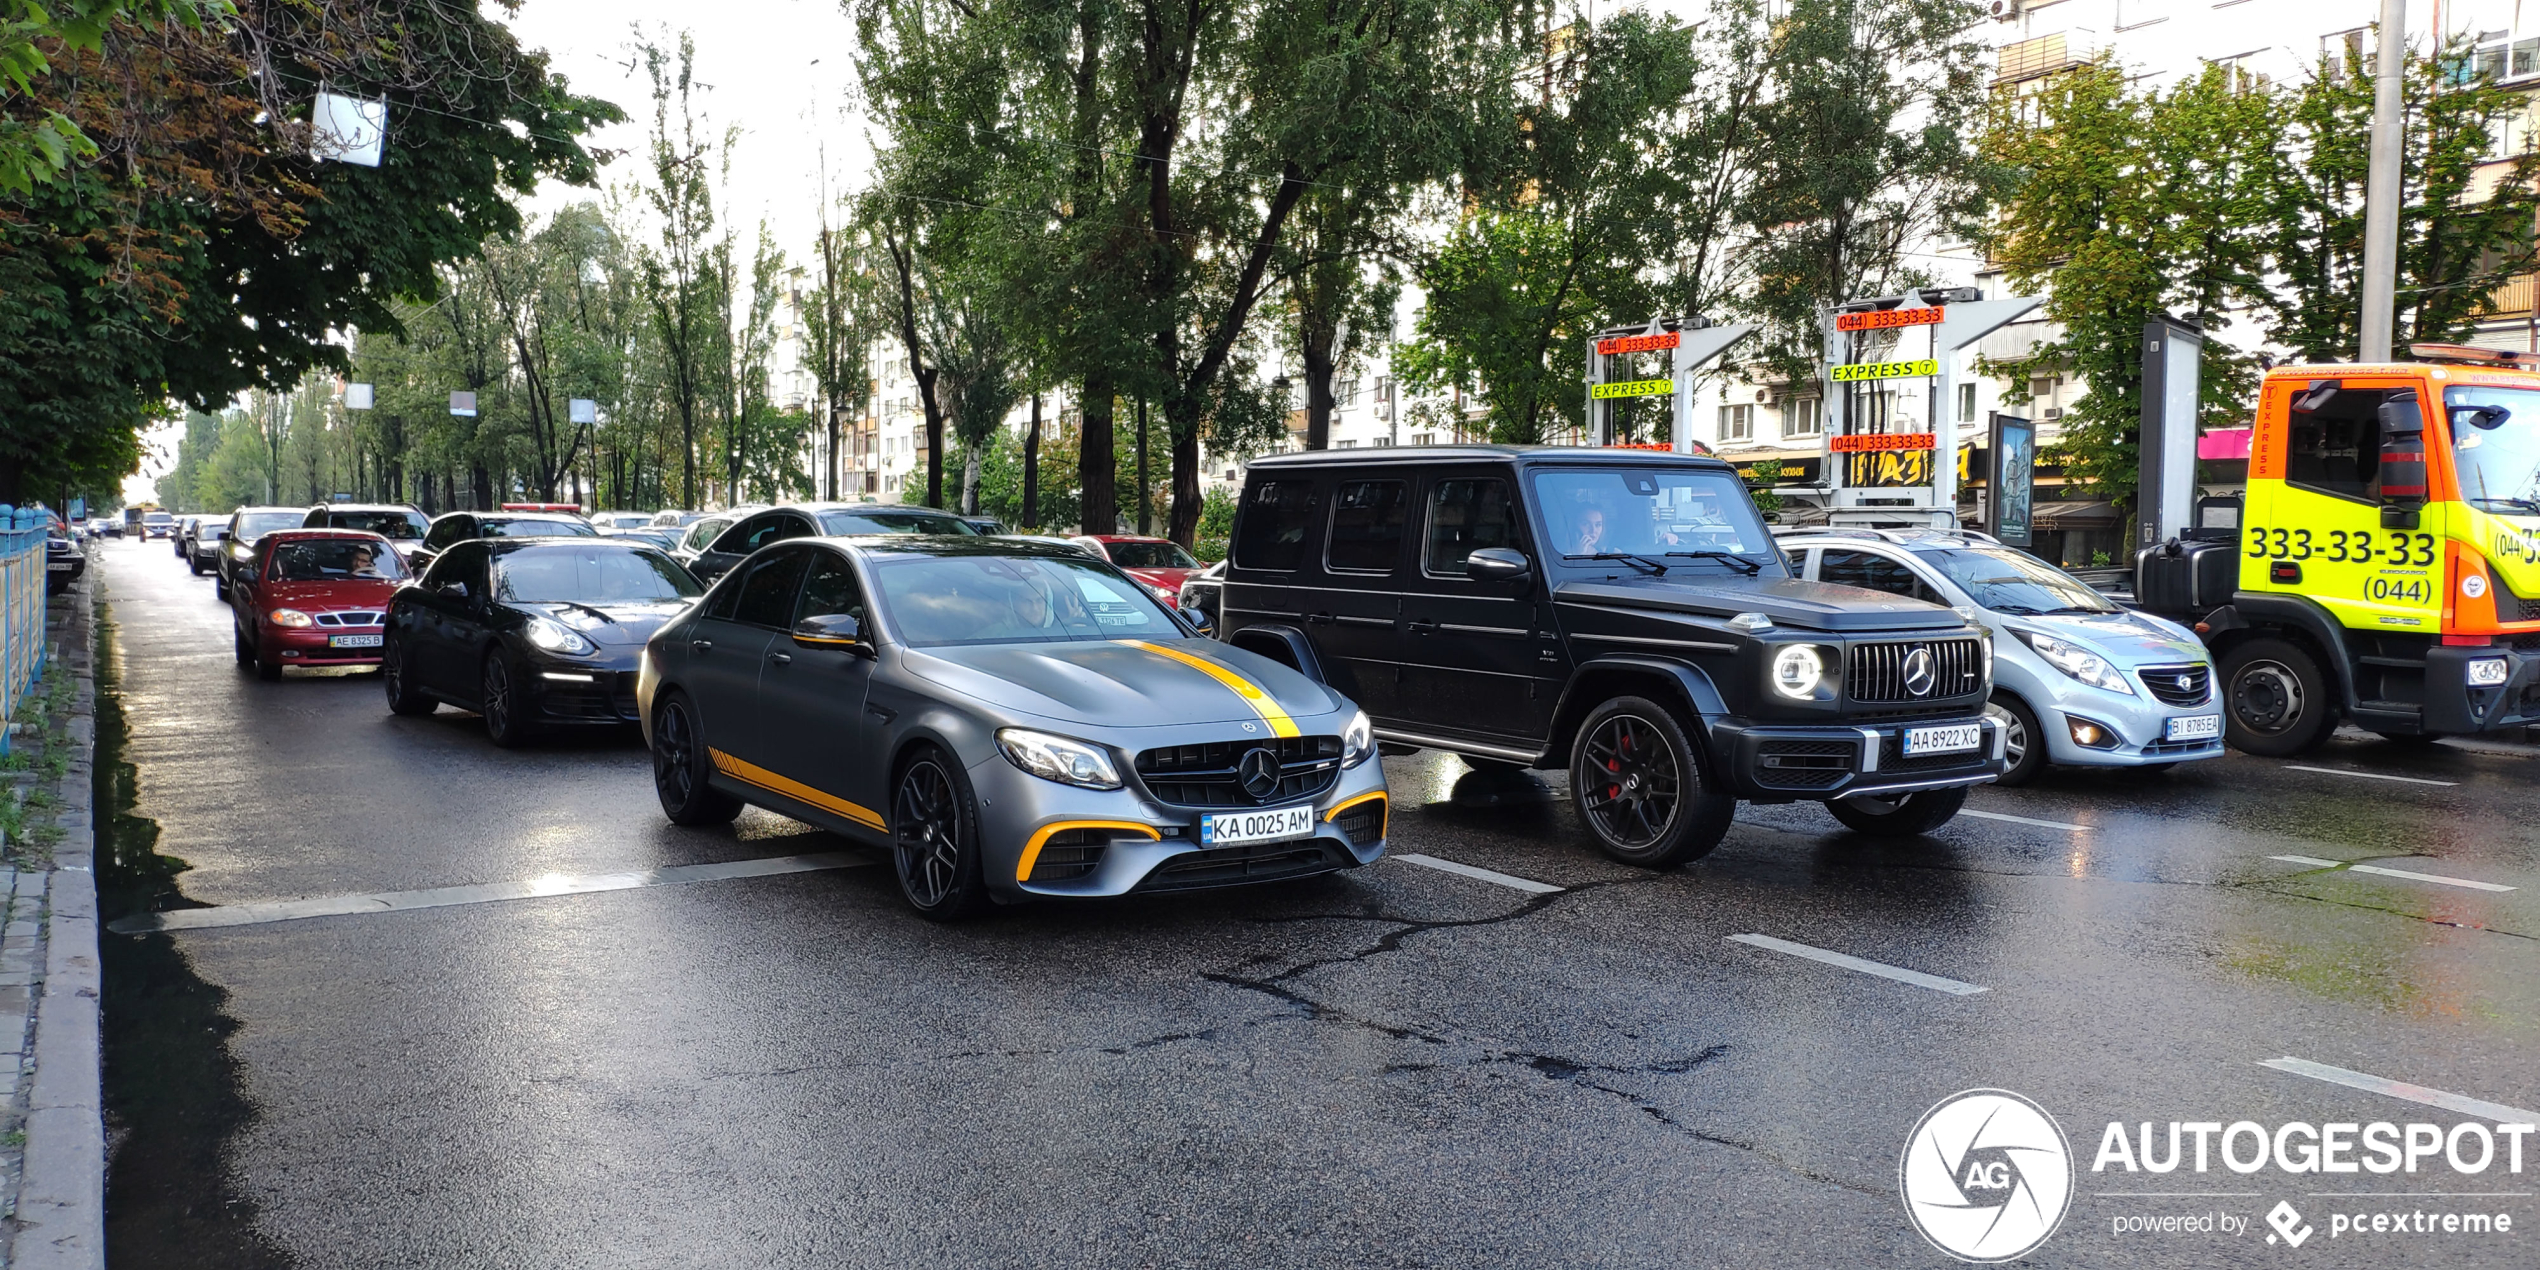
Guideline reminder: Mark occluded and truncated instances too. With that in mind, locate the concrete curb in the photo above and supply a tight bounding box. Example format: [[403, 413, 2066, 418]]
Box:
[[10, 563, 103, 1270]]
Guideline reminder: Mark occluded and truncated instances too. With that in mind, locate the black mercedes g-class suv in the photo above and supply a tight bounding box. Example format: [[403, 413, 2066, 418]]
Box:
[[1216, 446, 2004, 866]]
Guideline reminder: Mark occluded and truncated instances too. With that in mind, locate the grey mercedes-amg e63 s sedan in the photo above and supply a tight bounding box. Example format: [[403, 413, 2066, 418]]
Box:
[[639, 537, 1388, 919]]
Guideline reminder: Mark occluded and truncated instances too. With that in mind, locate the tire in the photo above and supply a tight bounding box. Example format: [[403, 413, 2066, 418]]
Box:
[[1983, 693, 2047, 787], [890, 745, 992, 920], [214, 575, 229, 602], [1569, 696, 1736, 868], [1825, 787, 1967, 837], [188, 555, 204, 576], [383, 637, 436, 716], [480, 650, 535, 748], [252, 631, 283, 681], [651, 692, 742, 826], [2220, 636, 2334, 757], [233, 623, 253, 667]]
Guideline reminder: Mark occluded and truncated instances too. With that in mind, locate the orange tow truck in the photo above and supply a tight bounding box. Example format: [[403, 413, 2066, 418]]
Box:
[[2135, 344, 2540, 754]]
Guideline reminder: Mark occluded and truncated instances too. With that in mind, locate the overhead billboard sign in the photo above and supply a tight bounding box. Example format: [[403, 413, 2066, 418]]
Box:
[[1830, 359, 1939, 383], [1835, 306, 1945, 332], [1596, 330, 1681, 356], [1829, 432, 1936, 453]]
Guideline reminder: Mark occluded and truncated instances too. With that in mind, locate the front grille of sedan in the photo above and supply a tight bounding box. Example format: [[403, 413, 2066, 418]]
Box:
[[2138, 664, 2211, 708], [1137, 840, 1346, 891], [1846, 638, 1983, 704], [313, 611, 384, 628], [1135, 735, 1343, 808]]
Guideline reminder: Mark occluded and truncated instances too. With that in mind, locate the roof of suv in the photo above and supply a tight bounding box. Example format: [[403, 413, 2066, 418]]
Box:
[[1246, 444, 1736, 470], [309, 503, 423, 513]]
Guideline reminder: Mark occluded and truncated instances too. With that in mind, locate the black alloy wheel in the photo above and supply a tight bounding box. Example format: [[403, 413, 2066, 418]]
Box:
[[1825, 787, 1968, 837], [651, 693, 742, 826], [1569, 696, 1735, 868], [383, 636, 436, 716], [233, 623, 253, 667], [890, 746, 988, 920], [480, 651, 533, 748], [2219, 636, 2333, 757], [213, 572, 230, 602], [1983, 692, 2046, 787], [188, 553, 205, 576]]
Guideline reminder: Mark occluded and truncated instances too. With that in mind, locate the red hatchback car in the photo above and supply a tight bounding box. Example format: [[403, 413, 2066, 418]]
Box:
[[230, 529, 408, 680], [1070, 534, 1203, 607]]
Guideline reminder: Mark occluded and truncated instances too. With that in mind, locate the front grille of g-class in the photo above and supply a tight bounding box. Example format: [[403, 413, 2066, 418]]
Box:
[[1845, 638, 1983, 704]]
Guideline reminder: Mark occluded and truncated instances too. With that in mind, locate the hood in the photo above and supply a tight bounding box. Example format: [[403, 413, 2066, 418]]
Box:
[[255, 578, 402, 609], [525, 599, 694, 646], [2014, 608, 2206, 665], [1555, 575, 1965, 633], [906, 638, 1344, 731]]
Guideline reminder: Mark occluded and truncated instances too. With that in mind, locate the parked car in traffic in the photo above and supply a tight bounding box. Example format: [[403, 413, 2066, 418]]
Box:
[[639, 537, 1385, 918], [600, 527, 682, 552], [409, 510, 599, 573], [1070, 534, 1203, 608], [45, 526, 84, 595], [1177, 560, 1225, 633], [589, 512, 658, 531], [215, 507, 316, 601], [302, 503, 431, 566], [385, 538, 702, 747], [141, 510, 176, 540], [181, 517, 226, 574], [172, 516, 198, 557], [1215, 445, 2008, 864], [228, 530, 407, 681], [680, 502, 979, 585], [649, 509, 704, 528], [1778, 527, 2222, 786]]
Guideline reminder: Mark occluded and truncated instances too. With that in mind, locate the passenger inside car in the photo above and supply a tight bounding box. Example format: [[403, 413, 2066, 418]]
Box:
[[273, 540, 407, 581]]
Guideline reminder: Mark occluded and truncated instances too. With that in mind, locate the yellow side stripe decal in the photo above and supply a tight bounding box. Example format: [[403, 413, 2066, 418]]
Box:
[[1122, 640, 1300, 738], [707, 747, 886, 831], [1018, 820, 1162, 885]]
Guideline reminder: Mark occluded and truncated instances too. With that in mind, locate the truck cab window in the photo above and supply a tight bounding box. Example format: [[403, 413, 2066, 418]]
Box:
[[2284, 387, 2393, 502]]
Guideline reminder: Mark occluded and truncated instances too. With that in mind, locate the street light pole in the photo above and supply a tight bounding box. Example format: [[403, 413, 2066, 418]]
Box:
[[2359, 0, 2408, 362]]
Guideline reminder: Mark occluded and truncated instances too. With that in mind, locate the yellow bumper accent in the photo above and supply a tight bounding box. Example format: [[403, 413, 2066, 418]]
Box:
[[1018, 820, 1162, 884], [1323, 790, 1389, 840], [1122, 639, 1301, 738], [707, 747, 885, 831]]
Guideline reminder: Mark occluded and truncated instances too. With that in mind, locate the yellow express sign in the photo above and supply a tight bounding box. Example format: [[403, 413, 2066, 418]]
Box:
[[1830, 359, 1938, 382], [1591, 378, 1676, 400]]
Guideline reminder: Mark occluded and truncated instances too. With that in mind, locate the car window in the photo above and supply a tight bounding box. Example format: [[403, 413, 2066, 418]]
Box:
[[324, 510, 427, 539], [482, 517, 596, 539], [1106, 541, 1200, 570], [1423, 478, 1522, 576], [682, 518, 728, 553], [816, 510, 977, 536], [731, 548, 811, 628], [1326, 480, 1409, 573], [423, 517, 464, 550], [267, 539, 406, 581], [1233, 480, 1316, 571], [1923, 546, 2114, 615], [2284, 385, 2399, 503], [1818, 549, 1938, 603], [234, 511, 305, 541], [872, 554, 1174, 646], [494, 545, 701, 603], [421, 542, 489, 592], [793, 552, 867, 628], [1529, 466, 1772, 569]]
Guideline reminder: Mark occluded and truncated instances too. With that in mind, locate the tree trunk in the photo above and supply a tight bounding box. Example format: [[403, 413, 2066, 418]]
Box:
[[1301, 309, 1337, 451], [1167, 407, 1202, 548], [1079, 373, 1116, 533], [962, 449, 980, 516], [472, 464, 492, 512], [826, 401, 842, 503], [1022, 395, 1041, 529], [1135, 396, 1150, 534]]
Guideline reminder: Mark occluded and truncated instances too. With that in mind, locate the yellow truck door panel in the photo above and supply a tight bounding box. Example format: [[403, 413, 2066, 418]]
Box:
[[2240, 379, 2442, 632]]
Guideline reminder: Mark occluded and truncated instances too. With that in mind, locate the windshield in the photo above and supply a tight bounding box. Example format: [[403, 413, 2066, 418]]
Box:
[[818, 510, 979, 536], [233, 512, 303, 540], [266, 538, 408, 581], [1924, 547, 2114, 614], [1106, 541, 1198, 570], [493, 546, 699, 603], [1529, 466, 1775, 566], [325, 510, 428, 539], [483, 517, 597, 539], [872, 554, 1176, 646], [2445, 386, 2540, 515]]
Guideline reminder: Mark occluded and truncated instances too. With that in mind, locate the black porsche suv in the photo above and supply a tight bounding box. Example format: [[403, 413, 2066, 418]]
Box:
[[1215, 446, 2004, 866]]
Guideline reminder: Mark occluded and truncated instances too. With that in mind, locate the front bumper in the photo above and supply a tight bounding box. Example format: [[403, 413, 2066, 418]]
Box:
[[2422, 645, 2540, 734], [1710, 714, 2005, 801], [970, 747, 1389, 901], [524, 662, 644, 726]]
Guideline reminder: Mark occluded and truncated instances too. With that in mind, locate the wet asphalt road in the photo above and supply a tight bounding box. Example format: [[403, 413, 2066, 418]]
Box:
[[90, 539, 2540, 1268]]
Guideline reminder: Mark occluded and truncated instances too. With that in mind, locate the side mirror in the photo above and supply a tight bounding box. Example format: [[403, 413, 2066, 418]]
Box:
[[2377, 392, 2427, 529], [1465, 547, 1533, 583], [437, 580, 470, 600], [794, 611, 875, 657], [1182, 604, 1216, 636]]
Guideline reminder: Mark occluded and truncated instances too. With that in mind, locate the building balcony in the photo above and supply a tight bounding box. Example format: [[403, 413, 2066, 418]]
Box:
[[1995, 30, 2098, 87], [2479, 272, 2539, 320]]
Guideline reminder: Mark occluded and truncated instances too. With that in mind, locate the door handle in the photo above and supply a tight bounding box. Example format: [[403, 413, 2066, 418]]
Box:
[[690, 639, 713, 653], [767, 652, 792, 665], [1305, 612, 1333, 625], [1407, 619, 1439, 633]]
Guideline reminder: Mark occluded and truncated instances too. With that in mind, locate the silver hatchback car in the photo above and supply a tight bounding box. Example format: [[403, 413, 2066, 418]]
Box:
[[1781, 529, 2223, 785]]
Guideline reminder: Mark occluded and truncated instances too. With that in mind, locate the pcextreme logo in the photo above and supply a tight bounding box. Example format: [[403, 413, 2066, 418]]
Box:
[[1900, 1089, 2075, 1262]]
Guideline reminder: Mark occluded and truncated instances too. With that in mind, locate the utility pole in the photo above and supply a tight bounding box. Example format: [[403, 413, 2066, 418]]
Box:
[[2358, 0, 2407, 362]]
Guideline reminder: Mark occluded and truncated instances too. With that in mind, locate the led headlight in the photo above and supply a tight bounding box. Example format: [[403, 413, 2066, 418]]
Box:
[[1770, 644, 1827, 699], [996, 727, 1123, 790], [2018, 629, 2133, 695], [267, 608, 314, 628], [525, 616, 595, 656], [1341, 709, 1374, 768]]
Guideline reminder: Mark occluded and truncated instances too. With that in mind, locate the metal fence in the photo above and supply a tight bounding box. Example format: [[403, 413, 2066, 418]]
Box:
[[0, 507, 51, 753]]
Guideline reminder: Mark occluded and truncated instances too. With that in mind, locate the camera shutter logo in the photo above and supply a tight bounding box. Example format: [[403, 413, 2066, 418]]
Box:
[[1902, 646, 1938, 697], [1899, 1089, 2073, 1262]]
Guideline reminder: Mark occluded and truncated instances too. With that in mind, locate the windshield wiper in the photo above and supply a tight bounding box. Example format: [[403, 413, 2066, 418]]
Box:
[[1664, 550, 1762, 575], [1568, 551, 1668, 575]]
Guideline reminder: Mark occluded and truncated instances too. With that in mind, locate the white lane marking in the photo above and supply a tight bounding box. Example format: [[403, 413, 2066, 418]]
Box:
[[1393, 853, 1563, 895], [1958, 808, 2090, 832], [2285, 764, 2457, 787], [2266, 855, 2515, 892], [1724, 933, 1988, 996], [2260, 1057, 2540, 1126], [107, 853, 873, 934]]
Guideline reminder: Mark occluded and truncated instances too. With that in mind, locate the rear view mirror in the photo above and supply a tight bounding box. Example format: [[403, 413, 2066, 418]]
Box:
[[1465, 547, 1532, 583]]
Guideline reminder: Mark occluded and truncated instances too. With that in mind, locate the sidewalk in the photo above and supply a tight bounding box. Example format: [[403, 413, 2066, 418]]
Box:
[[0, 556, 103, 1270]]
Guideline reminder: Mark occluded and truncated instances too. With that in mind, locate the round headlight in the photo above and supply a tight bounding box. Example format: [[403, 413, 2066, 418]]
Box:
[[1770, 645, 1825, 699], [268, 608, 314, 628]]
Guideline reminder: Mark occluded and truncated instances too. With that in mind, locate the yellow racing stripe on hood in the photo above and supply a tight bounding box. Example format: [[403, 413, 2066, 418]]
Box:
[[1121, 640, 1300, 738]]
